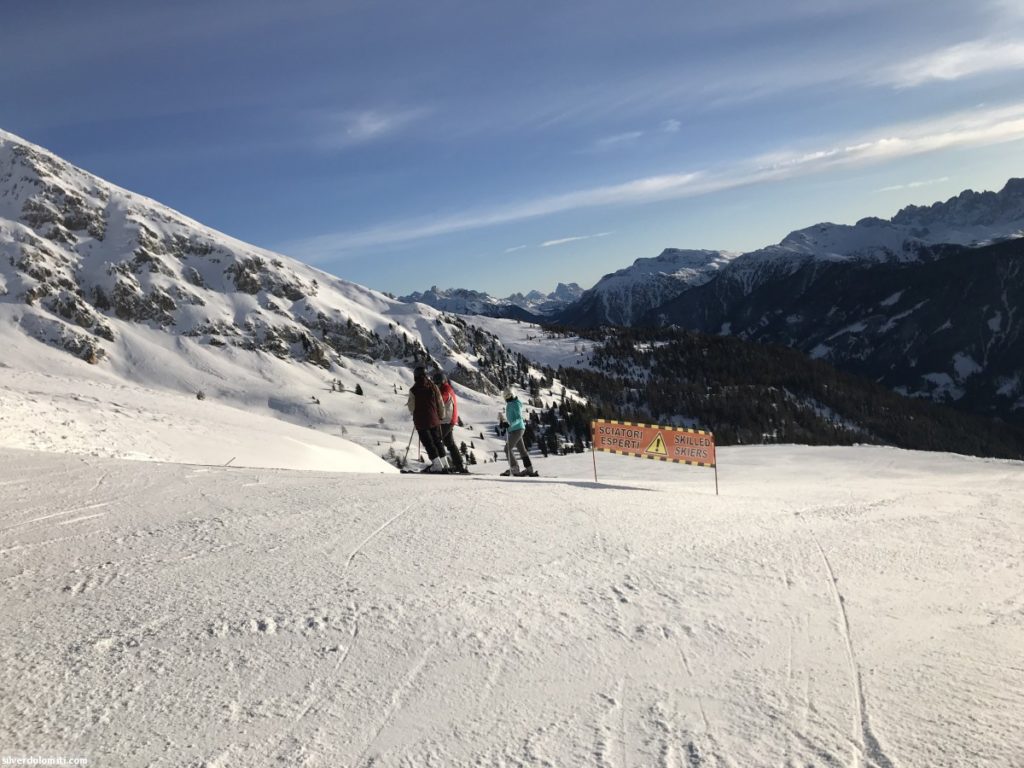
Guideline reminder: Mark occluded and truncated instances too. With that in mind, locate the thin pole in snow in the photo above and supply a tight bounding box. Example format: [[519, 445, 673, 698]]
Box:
[[714, 463, 719, 496], [402, 427, 416, 467], [591, 440, 598, 483]]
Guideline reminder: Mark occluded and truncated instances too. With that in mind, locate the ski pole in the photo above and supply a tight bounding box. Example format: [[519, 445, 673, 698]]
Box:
[[402, 427, 416, 466]]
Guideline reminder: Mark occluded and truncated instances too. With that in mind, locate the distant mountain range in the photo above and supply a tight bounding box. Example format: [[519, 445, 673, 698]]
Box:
[[596, 181, 1023, 423], [2, 126, 1020, 454], [400, 283, 583, 321], [410, 179, 1024, 424], [409, 181, 1024, 329], [561, 179, 1024, 327], [558, 249, 737, 327], [645, 238, 1023, 423]]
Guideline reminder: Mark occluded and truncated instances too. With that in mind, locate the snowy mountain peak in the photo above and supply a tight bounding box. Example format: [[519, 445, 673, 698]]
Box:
[[559, 248, 736, 326], [399, 282, 583, 319], [767, 219, 913, 262], [891, 177, 1024, 238], [0, 129, 429, 369], [551, 282, 584, 301], [642, 247, 734, 272], [557, 177, 1024, 328], [714, 178, 1024, 286]]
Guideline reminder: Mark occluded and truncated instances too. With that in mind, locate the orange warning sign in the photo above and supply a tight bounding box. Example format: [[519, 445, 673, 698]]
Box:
[[591, 419, 716, 468]]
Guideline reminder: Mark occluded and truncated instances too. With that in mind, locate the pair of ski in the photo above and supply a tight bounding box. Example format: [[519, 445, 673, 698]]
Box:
[[398, 467, 538, 477], [399, 468, 470, 475], [500, 469, 539, 478]]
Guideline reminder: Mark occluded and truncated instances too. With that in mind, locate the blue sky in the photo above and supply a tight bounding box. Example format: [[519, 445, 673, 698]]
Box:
[[3, 1, 1024, 296]]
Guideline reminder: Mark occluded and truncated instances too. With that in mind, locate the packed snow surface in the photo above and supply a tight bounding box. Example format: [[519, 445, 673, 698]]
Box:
[[2, 439, 1022, 767]]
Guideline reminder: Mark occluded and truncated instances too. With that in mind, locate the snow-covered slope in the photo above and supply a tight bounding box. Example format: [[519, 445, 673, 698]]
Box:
[[0, 359, 393, 473], [457, 314, 598, 370], [0, 326, 571, 477], [0, 128, 562, 469], [0, 128, 479, 372], [2, 441, 1021, 766]]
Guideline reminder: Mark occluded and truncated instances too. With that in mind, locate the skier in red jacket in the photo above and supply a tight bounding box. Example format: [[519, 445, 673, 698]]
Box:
[[433, 372, 468, 474]]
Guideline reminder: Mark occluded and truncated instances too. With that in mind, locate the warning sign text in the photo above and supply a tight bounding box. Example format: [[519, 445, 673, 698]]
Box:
[[592, 419, 716, 468]]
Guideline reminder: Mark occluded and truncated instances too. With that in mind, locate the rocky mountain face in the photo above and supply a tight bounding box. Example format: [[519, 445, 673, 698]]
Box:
[[400, 282, 583, 320], [558, 179, 1024, 329], [0, 129, 525, 394], [558, 249, 736, 327], [513, 282, 585, 314], [549, 179, 1024, 423], [644, 238, 1024, 422], [891, 178, 1024, 236]]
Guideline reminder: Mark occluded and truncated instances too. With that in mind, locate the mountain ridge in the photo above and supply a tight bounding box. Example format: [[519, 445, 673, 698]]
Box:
[[0, 127, 540, 404], [641, 238, 1024, 423], [555, 178, 1024, 328], [399, 282, 583, 320]]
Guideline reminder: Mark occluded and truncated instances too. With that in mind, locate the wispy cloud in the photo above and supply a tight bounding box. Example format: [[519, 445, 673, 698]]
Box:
[[878, 177, 951, 193], [504, 244, 528, 253], [287, 101, 1024, 260], [506, 32, 1024, 136], [880, 39, 1024, 88], [289, 171, 703, 256], [584, 120, 681, 153], [590, 131, 644, 152], [317, 107, 430, 149], [541, 232, 612, 248]]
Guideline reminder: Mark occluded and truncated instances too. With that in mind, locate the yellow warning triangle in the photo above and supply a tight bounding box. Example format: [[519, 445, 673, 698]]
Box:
[[645, 432, 668, 455]]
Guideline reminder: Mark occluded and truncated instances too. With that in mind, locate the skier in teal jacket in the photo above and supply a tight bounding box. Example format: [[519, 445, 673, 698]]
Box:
[[501, 387, 536, 476]]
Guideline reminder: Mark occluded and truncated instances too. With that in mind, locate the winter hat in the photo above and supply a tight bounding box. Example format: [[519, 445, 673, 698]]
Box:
[[432, 371, 447, 385], [503, 387, 515, 400], [413, 366, 427, 380]]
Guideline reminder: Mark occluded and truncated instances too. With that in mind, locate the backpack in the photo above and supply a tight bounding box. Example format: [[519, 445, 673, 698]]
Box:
[[440, 392, 454, 422]]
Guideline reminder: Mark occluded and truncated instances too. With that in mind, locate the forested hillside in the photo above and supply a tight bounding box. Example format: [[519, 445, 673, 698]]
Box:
[[540, 326, 1024, 460]]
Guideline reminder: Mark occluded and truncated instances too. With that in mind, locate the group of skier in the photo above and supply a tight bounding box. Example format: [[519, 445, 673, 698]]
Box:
[[405, 365, 537, 477], [406, 366, 467, 474]]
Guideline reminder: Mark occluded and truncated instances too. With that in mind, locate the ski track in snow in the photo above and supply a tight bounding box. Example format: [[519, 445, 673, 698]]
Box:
[[814, 539, 896, 768], [1, 445, 1022, 766], [342, 501, 416, 577]]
